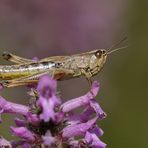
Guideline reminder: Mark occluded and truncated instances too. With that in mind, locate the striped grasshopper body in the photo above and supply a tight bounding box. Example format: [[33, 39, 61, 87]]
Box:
[[0, 49, 107, 88]]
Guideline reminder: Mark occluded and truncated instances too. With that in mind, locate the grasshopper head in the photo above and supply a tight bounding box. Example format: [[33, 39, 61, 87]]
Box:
[[93, 45, 127, 73], [90, 37, 127, 76], [89, 49, 107, 76], [94, 49, 107, 69]]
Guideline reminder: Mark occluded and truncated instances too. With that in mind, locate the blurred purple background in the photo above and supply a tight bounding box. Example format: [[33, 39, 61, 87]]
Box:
[[0, 0, 127, 56]]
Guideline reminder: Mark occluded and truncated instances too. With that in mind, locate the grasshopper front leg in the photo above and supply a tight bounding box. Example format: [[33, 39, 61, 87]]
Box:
[[81, 69, 93, 87]]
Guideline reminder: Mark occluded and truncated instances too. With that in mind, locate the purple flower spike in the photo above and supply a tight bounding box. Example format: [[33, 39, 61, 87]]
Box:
[[0, 75, 107, 147]]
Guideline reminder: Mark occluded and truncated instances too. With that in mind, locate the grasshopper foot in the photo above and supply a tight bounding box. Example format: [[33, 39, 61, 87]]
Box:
[[2, 51, 12, 61]]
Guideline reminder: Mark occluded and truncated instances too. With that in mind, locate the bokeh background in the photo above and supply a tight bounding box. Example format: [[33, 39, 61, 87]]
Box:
[[0, 0, 148, 147]]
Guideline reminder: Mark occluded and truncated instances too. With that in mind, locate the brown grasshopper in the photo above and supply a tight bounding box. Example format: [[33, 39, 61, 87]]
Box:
[[0, 40, 127, 88]]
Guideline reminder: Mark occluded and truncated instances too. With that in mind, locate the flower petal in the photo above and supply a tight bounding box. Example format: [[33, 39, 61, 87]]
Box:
[[62, 117, 97, 139], [14, 118, 27, 127], [11, 140, 23, 147], [10, 127, 35, 142], [89, 100, 107, 119], [42, 130, 56, 146], [22, 143, 31, 148], [0, 136, 12, 148], [67, 108, 94, 125], [85, 131, 106, 148], [37, 75, 57, 98], [0, 96, 29, 116], [26, 112, 40, 125], [0, 109, 3, 123], [91, 125, 104, 137], [61, 81, 100, 113], [38, 97, 55, 122]]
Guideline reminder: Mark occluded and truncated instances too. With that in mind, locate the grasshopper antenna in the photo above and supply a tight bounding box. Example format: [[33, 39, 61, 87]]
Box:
[[106, 36, 128, 54], [107, 46, 128, 55]]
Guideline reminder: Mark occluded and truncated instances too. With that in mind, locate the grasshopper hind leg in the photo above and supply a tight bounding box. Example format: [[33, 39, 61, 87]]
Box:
[[2, 51, 33, 64], [0, 79, 38, 88], [0, 71, 52, 88]]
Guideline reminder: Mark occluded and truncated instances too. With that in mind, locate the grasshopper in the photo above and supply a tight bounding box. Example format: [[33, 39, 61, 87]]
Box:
[[0, 40, 127, 88]]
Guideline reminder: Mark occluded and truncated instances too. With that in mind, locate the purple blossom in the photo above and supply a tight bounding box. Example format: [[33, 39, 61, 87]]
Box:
[[0, 75, 106, 147]]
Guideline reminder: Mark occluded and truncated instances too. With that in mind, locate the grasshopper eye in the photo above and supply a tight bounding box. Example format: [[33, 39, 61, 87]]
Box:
[[95, 50, 102, 58]]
